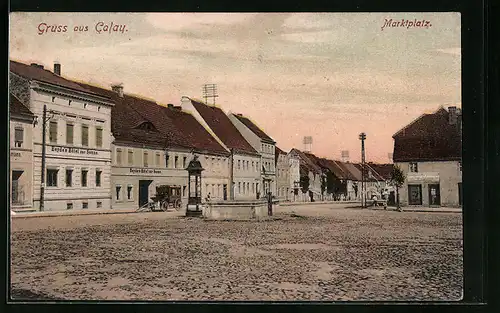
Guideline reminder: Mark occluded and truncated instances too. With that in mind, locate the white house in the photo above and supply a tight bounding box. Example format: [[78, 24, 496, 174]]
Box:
[[10, 60, 114, 211]]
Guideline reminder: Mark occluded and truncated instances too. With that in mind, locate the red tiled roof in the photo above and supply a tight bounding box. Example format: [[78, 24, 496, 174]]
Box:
[[189, 99, 258, 155], [233, 114, 275, 143], [10, 94, 34, 117], [336, 162, 363, 181], [10, 60, 107, 98], [158, 105, 229, 156], [78, 83, 228, 155], [393, 107, 462, 162]]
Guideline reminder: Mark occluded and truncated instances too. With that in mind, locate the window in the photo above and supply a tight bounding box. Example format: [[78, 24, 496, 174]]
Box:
[[128, 150, 134, 165], [81, 124, 89, 146], [165, 153, 170, 168], [238, 182, 241, 194], [49, 121, 58, 143], [183, 186, 187, 197], [127, 186, 132, 200], [246, 182, 249, 194], [66, 203, 73, 210], [252, 161, 254, 171], [47, 169, 58, 187], [66, 123, 74, 145], [143, 152, 148, 167], [256, 162, 259, 171], [155, 153, 160, 166], [82, 202, 88, 209], [262, 144, 264, 152], [116, 148, 122, 165], [238, 160, 241, 170], [65, 169, 73, 187], [174, 156, 179, 168], [14, 127, 23, 147], [97, 201, 102, 208], [458, 161, 462, 172], [95, 170, 102, 187], [81, 169, 88, 187], [95, 127, 103, 147], [252, 183, 254, 193], [116, 186, 121, 200], [409, 162, 418, 173], [183, 157, 187, 168]]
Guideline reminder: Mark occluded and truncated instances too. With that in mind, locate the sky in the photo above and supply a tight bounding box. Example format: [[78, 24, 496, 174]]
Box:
[[9, 12, 461, 163]]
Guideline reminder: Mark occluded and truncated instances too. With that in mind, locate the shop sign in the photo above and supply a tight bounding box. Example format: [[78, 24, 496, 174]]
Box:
[[50, 146, 99, 155], [129, 168, 162, 174]]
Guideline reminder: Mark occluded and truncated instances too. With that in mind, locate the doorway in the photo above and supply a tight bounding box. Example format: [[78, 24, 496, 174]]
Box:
[[408, 184, 422, 205], [11, 170, 23, 204], [223, 184, 227, 200], [138, 180, 152, 207], [428, 184, 441, 206]]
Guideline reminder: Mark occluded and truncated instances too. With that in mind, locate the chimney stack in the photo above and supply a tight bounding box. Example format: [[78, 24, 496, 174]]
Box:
[[54, 62, 61, 75], [448, 106, 458, 125], [111, 84, 124, 97]]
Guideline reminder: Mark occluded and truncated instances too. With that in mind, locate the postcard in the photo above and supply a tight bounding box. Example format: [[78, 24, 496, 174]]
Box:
[[9, 12, 462, 301]]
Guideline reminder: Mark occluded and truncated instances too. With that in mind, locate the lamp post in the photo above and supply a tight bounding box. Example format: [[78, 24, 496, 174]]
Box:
[[185, 155, 204, 217], [359, 132, 367, 208], [39, 105, 55, 212]]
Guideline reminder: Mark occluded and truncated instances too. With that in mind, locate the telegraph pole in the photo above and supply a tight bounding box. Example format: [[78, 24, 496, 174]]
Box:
[[39, 105, 47, 211], [359, 132, 366, 208]]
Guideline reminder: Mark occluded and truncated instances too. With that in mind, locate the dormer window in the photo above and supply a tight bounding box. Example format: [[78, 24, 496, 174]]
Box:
[[135, 122, 156, 131]]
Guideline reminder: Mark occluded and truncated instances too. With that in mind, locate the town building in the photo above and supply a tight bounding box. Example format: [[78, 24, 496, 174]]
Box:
[[9, 94, 35, 211], [78, 85, 230, 209], [288, 152, 301, 201], [181, 97, 261, 200], [275, 147, 290, 201], [228, 113, 277, 196], [393, 106, 462, 207], [288, 148, 323, 202], [10, 60, 115, 211]]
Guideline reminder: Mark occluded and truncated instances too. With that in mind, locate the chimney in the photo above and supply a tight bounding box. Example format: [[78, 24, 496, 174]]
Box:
[[111, 84, 124, 97], [30, 63, 44, 69], [54, 62, 61, 75], [448, 106, 458, 125], [167, 104, 174, 108]]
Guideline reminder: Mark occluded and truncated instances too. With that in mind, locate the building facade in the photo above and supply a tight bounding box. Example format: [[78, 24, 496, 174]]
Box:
[[181, 97, 261, 200], [393, 106, 462, 207], [275, 147, 290, 201], [228, 113, 276, 197], [9, 94, 35, 211], [10, 61, 114, 211], [288, 153, 301, 201]]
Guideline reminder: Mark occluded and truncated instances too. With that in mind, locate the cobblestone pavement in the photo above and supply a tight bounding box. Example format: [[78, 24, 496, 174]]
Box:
[[10, 204, 463, 301]]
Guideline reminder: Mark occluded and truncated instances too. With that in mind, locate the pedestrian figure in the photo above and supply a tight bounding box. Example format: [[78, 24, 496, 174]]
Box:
[[205, 192, 211, 203], [371, 194, 378, 207], [382, 189, 389, 210], [267, 192, 273, 216]]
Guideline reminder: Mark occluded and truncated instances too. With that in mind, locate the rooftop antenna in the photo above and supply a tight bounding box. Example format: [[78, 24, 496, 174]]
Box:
[[202, 84, 218, 106], [303, 136, 313, 153]]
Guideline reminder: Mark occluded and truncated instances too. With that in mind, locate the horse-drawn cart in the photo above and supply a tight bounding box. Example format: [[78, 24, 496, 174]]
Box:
[[137, 185, 182, 212]]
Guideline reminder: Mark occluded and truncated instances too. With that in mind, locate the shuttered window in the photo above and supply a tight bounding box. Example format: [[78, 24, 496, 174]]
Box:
[[66, 123, 74, 145], [95, 127, 103, 147], [81, 124, 89, 146]]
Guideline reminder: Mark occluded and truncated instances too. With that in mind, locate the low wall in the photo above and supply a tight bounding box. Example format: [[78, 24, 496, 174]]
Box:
[[203, 200, 269, 220]]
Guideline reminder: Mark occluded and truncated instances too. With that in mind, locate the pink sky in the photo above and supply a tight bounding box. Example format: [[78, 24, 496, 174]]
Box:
[[9, 13, 461, 163]]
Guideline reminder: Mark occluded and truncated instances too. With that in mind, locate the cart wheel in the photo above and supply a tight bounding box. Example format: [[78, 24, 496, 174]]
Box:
[[162, 201, 168, 211], [175, 199, 181, 210]]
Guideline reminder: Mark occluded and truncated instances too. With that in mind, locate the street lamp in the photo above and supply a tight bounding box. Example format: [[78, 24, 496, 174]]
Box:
[[358, 132, 367, 208], [185, 154, 204, 217]]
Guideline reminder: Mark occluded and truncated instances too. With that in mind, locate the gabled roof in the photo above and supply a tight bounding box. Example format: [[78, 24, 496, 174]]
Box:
[[289, 149, 322, 174], [158, 105, 229, 156], [367, 163, 393, 180], [10, 60, 107, 98], [232, 113, 275, 144], [188, 98, 258, 155], [10, 94, 34, 118], [393, 107, 462, 162], [336, 162, 363, 181]]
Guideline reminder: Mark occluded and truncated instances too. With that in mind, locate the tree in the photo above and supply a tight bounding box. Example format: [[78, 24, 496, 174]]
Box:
[[326, 171, 335, 196], [300, 175, 310, 194], [389, 165, 406, 211], [320, 173, 327, 200]]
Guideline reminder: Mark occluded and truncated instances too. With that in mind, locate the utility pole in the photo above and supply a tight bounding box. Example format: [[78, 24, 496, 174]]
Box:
[[359, 132, 367, 208], [39, 105, 47, 211]]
